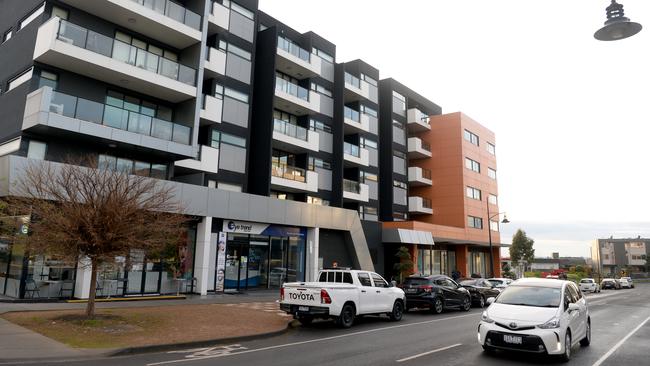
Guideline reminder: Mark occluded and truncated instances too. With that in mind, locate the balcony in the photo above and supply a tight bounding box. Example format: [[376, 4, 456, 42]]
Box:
[[342, 179, 370, 202], [343, 107, 370, 134], [408, 167, 433, 186], [34, 18, 197, 103], [274, 77, 332, 117], [343, 142, 370, 167], [409, 196, 433, 215], [276, 37, 323, 80], [343, 72, 378, 104], [407, 137, 432, 159], [407, 108, 431, 132], [271, 164, 318, 193], [208, 1, 255, 43], [204, 46, 227, 78], [60, 0, 202, 48], [23, 87, 194, 158], [175, 144, 219, 174], [272, 119, 319, 153], [200, 94, 223, 124]]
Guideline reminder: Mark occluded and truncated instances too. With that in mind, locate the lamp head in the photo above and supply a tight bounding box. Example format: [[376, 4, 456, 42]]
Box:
[[501, 215, 510, 224], [594, 1, 642, 41]]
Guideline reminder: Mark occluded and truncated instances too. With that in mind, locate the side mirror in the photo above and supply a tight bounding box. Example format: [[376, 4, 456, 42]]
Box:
[[568, 303, 580, 312], [390, 280, 397, 288], [486, 297, 495, 305]]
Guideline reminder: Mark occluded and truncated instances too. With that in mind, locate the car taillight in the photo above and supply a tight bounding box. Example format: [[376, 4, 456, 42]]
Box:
[[420, 285, 434, 293], [321, 289, 332, 304], [280, 287, 284, 301]]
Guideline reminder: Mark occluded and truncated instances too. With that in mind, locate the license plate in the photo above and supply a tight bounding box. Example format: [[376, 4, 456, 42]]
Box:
[[298, 306, 309, 312], [503, 335, 523, 344], [406, 288, 418, 293]]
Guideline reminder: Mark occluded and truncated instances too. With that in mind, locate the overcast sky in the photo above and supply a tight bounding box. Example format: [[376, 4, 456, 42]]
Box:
[[258, 0, 650, 258]]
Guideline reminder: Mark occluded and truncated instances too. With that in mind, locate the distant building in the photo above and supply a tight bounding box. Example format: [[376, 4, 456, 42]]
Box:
[[592, 238, 650, 276]]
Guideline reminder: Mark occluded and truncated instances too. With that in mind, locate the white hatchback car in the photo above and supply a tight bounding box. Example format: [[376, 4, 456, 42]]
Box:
[[619, 278, 632, 289], [579, 278, 600, 293], [478, 278, 591, 361]]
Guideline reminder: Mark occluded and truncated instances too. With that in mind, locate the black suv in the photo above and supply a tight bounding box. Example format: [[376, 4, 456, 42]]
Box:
[[402, 275, 472, 314], [458, 278, 501, 308]]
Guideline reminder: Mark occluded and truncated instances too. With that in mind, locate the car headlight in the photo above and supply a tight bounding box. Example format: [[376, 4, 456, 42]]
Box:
[[481, 311, 494, 323], [537, 317, 561, 329]]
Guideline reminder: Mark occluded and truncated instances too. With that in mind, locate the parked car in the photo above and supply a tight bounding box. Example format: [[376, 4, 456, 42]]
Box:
[[487, 278, 513, 289], [401, 275, 472, 314], [459, 278, 502, 308], [621, 277, 635, 288], [478, 278, 591, 361], [618, 278, 632, 289], [600, 278, 621, 290], [280, 269, 405, 328], [579, 278, 600, 293]]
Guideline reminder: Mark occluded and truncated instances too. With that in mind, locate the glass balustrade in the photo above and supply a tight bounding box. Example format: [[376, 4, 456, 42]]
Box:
[[344, 142, 360, 157], [415, 109, 431, 125], [271, 163, 306, 183], [273, 119, 308, 141], [275, 77, 309, 101], [277, 36, 310, 62], [130, 0, 202, 30], [344, 72, 361, 89], [57, 20, 196, 86], [344, 106, 360, 122], [49, 90, 191, 145], [343, 179, 361, 194]]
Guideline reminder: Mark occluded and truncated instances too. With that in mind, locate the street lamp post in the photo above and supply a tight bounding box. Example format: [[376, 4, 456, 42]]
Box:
[[487, 199, 509, 278], [594, 0, 642, 41]]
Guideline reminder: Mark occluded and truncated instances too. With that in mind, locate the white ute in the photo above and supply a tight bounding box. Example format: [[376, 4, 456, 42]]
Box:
[[280, 269, 406, 328]]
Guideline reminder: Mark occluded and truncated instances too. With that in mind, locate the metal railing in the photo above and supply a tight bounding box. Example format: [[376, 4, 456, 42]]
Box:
[[421, 197, 433, 209], [49, 90, 191, 145], [273, 119, 308, 141], [271, 163, 306, 183], [130, 0, 202, 30], [421, 141, 431, 152], [344, 72, 361, 89], [344, 106, 360, 122], [413, 109, 431, 125], [422, 168, 432, 180], [57, 20, 196, 86], [277, 36, 310, 62], [343, 179, 361, 194], [275, 77, 309, 101], [343, 142, 360, 157]]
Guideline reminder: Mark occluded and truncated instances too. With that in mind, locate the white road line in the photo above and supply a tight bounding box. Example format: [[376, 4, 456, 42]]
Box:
[[592, 315, 650, 366], [396, 343, 462, 363], [146, 313, 478, 366]]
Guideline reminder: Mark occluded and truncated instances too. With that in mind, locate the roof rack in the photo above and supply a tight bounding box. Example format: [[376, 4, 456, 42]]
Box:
[[322, 267, 353, 270]]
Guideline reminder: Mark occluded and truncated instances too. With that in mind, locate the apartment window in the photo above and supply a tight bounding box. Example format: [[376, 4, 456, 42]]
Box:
[[19, 3, 45, 30], [393, 180, 407, 190], [218, 182, 242, 192], [360, 73, 377, 86], [307, 196, 329, 206], [464, 129, 479, 146], [488, 167, 497, 180], [226, 0, 255, 20], [210, 130, 246, 148], [27, 140, 47, 160], [487, 142, 496, 155], [215, 84, 249, 103], [273, 109, 298, 123], [7, 67, 33, 93], [308, 157, 331, 170], [359, 206, 378, 220], [465, 157, 480, 173], [218, 40, 251, 60], [466, 186, 482, 200], [360, 104, 377, 118], [38, 70, 58, 89], [98, 154, 166, 179], [468, 216, 483, 229], [106, 90, 172, 121], [271, 191, 295, 201], [2, 29, 12, 43], [360, 137, 377, 149], [51, 6, 69, 20], [360, 171, 378, 182], [310, 82, 332, 97], [312, 47, 334, 63], [393, 211, 408, 221], [489, 194, 498, 205], [208, 180, 217, 188], [392, 91, 406, 116], [490, 220, 499, 232], [309, 119, 332, 133]]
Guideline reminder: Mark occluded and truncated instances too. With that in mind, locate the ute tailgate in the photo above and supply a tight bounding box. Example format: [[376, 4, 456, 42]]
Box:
[[283, 286, 322, 306]]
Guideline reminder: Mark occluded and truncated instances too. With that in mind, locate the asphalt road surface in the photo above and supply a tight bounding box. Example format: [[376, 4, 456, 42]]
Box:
[[10, 283, 650, 366]]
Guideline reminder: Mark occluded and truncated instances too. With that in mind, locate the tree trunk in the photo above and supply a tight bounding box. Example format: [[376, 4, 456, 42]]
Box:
[[86, 258, 98, 318]]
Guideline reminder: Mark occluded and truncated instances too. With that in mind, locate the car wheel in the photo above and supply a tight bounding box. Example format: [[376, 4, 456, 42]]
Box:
[[431, 298, 444, 314], [336, 304, 355, 328], [559, 332, 572, 362], [580, 321, 591, 347], [297, 316, 313, 326], [478, 295, 486, 308], [461, 296, 471, 311], [389, 300, 404, 321]]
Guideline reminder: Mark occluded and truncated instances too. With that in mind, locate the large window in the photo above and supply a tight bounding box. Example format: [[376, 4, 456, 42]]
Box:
[[312, 47, 334, 63], [310, 82, 332, 97], [392, 91, 406, 116], [38, 70, 58, 89], [7, 67, 33, 93], [210, 130, 246, 148], [464, 129, 479, 146], [98, 154, 167, 179], [27, 140, 47, 160], [466, 186, 482, 200], [308, 157, 331, 170], [489, 194, 498, 205], [218, 39, 251, 60], [465, 157, 480, 173], [214, 84, 249, 103], [468, 216, 483, 229], [106, 90, 173, 122], [487, 142, 496, 155], [360, 104, 377, 118], [309, 119, 332, 133]]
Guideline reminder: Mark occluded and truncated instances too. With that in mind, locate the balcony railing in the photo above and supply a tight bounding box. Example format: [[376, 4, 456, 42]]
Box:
[[421, 141, 431, 152], [57, 20, 196, 86], [344, 142, 360, 157], [130, 0, 202, 30], [278, 36, 310, 62], [344, 72, 361, 89], [50, 90, 192, 145], [421, 197, 432, 209], [271, 163, 306, 183], [273, 119, 308, 141], [344, 106, 360, 122], [343, 179, 361, 194], [275, 77, 309, 101], [422, 168, 432, 180], [414, 109, 430, 125]]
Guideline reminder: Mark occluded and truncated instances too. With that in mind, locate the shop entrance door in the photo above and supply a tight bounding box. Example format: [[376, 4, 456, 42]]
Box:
[[224, 243, 248, 291]]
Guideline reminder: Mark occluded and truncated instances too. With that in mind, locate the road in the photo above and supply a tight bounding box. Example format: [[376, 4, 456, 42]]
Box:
[[13, 283, 650, 366]]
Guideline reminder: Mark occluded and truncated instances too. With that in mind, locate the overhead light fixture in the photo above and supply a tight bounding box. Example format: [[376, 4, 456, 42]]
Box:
[[594, 0, 642, 41]]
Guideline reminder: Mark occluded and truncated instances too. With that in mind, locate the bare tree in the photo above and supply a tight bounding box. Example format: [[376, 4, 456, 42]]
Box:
[[9, 157, 188, 318]]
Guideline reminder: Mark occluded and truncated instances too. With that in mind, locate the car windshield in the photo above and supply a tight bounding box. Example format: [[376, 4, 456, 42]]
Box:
[[488, 279, 502, 286], [460, 280, 479, 286], [404, 278, 430, 286], [580, 279, 592, 283], [495, 286, 561, 307]]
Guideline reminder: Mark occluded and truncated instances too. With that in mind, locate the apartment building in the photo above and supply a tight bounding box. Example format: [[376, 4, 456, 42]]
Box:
[[592, 237, 650, 276], [0, 0, 503, 300]]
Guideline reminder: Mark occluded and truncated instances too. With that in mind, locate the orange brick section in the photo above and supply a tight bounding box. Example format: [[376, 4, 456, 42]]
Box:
[[455, 244, 469, 277]]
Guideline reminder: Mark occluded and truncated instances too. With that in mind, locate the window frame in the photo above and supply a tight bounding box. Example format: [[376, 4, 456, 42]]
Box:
[[19, 3, 45, 30]]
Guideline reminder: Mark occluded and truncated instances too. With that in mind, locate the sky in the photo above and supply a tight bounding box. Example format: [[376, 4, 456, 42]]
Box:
[[258, 0, 650, 258]]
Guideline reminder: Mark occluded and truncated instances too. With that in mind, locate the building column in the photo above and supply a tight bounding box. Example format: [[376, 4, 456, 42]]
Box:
[[306, 227, 320, 282], [455, 244, 469, 278], [74, 257, 92, 299], [491, 246, 501, 277], [194, 216, 213, 295]]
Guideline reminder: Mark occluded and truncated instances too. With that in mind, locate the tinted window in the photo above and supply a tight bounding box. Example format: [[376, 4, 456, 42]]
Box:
[[358, 273, 372, 287], [343, 273, 353, 284], [460, 280, 479, 286], [403, 277, 431, 286], [371, 273, 388, 288]]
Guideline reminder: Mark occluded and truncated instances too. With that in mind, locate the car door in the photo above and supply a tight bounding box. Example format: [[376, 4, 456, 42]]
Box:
[[356, 272, 374, 314], [370, 272, 393, 312], [564, 284, 583, 342], [569, 283, 587, 338], [481, 279, 500, 298], [441, 278, 463, 306]]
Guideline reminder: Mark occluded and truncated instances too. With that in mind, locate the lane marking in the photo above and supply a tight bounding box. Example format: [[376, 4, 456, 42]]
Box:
[[592, 315, 650, 366], [396, 343, 462, 363], [147, 313, 478, 366]]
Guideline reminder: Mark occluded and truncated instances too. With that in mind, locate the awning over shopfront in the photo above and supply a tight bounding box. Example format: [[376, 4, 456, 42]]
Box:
[[382, 228, 435, 246]]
